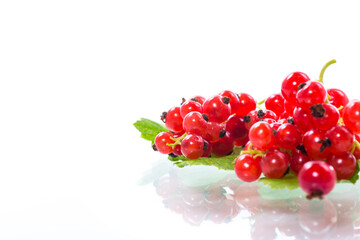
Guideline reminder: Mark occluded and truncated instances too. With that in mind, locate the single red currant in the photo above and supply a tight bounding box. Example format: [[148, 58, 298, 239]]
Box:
[[154, 132, 175, 154], [234, 154, 262, 182], [211, 131, 235, 156], [281, 72, 310, 104], [180, 99, 203, 118], [249, 121, 275, 150], [236, 93, 256, 117], [183, 111, 208, 136], [203, 95, 231, 123], [310, 103, 340, 131], [225, 115, 248, 140], [181, 134, 205, 159], [303, 129, 330, 160], [343, 100, 360, 133], [219, 90, 240, 114], [265, 93, 285, 116], [203, 121, 224, 143], [326, 152, 357, 180], [290, 148, 311, 174], [261, 149, 290, 179], [324, 125, 354, 155], [191, 95, 206, 105], [275, 123, 301, 150], [164, 106, 183, 133], [293, 106, 314, 133], [327, 88, 349, 116], [298, 161, 336, 198], [284, 99, 296, 116], [296, 81, 327, 111]]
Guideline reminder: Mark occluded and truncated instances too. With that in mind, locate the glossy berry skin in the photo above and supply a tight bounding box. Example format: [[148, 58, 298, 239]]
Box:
[[183, 111, 207, 136], [249, 121, 275, 150], [275, 123, 301, 150], [265, 93, 285, 116], [191, 95, 206, 105], [236, 93, 256, 117], [219, 90, 240, 114], [284, 100, 296, 116], [303, 129, 330, 160], [326, 152, 357, 180], [296, 81, 327, 111], [181, 134, 204, 159], [155, 132, 175, 154], [290, 149, 311, 174], [353, 134, 360, 160], [343, 100, 360, 133], [211, 132, 234, 156], [281, 72, 310, 104], [234, 154, 262, 182], [298, 161, 337, 197], [202, 140, 211, 157], [225, 115, 248, 140], [293, 107, 314, 133], [203, 121, 224, 143], [165, 106, 183, 133], [180, 100, 203, 118], [327, 88, 349, 115], [172, 144, 182, 156], [203, 95, 231, 123], [235, 135, 249, 147], [311, 103, 340, 131], [325, 125, 354, 155], [244, 110, 277, 130], [261, 149, 290, 179]]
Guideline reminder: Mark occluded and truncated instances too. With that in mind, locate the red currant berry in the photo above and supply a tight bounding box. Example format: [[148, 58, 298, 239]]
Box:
[[234, 154, 262, 182], [249, 121, 275, 150], [202, 140, 211, 157], [310, 103, 340, 131], [327, 88, 349, 116], [290, 148, 311, 174], [183, 111, 208, 136], [164, 106, 183, 133], [203, 121, 224, 143], [284, 100, 296, 116], [235, 135, 249, 147], [154, 132, 175, 154], [225, 115, 248, 140], [265, 93, 285, 116], [326, 152, 357, 180], [180, 99, 203, 118], [181, 134, 204, 159], [203, 95, 231, 123], [293, 106, 314, 133], [343, 100, 360, 133], [296, 81, 327, 111], [172, 144, 182, 156], [325, 125, 354, 155], [353, 134, 360, 160], [298, 161, 336, 198], [303, 129, 330, 160], [275, 123, 301, 150], [281, 72, 310, 104], [219, 90, 240, 114], [261, 149, 290, 179], [236, 93, 256, 117], [211, 132, 235, 156], [191, 95, 206, 105]]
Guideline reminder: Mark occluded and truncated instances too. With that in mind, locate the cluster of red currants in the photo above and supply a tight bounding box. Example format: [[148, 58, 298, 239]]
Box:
[[154, 91, 253, 159], [153, 60, 360, 199]]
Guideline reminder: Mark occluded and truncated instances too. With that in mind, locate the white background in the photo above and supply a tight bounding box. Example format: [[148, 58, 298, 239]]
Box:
[[1, 0, 360, 239]]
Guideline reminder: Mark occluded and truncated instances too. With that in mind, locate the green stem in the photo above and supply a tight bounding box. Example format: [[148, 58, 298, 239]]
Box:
[[257, 99, 266, 105], [168, 133, 187, 147], [319, 59, 336, 83], [352, 139, 360, 154]]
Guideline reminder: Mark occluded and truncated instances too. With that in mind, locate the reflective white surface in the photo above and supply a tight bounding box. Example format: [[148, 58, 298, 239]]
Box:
[[137, 160, 360, 240]]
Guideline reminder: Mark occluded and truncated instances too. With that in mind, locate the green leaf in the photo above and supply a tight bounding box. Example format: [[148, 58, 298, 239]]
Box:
[[258, 173, 299, 190], [169, 147, 242, 171], [133, 118, 168, 144]]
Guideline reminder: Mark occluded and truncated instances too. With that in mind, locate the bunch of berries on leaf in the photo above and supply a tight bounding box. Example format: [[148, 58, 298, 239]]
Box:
[[153, 59, 360, 199]]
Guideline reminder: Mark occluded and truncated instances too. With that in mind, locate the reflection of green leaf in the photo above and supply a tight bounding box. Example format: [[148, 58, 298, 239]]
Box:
[[169, 147, 242, 171], [258, 173, 299, 190], [133, 118, 168, 144]]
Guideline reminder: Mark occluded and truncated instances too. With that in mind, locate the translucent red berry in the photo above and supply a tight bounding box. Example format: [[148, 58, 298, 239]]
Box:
[[155, 132, 175, 154], [281, 72, 310, 104], [181, 134, 204, 159], [275, 123, 301, 150], [180, 99, 203, 118], [296, 81, 327, 111], [326, 152, 357, 180], [219, 90, 240, 114], [265, 93, 285, 116], [236, 93, 256, 117], [234, 154, 262, 182], [261, 149, 290, 179], [249, 121, 275, 150], [343, 100, 360, 133], [183, 111, 208, 136], [164, 106, 183, 132], [311, 103, 340, 131], [203, 95, 231, 123]]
